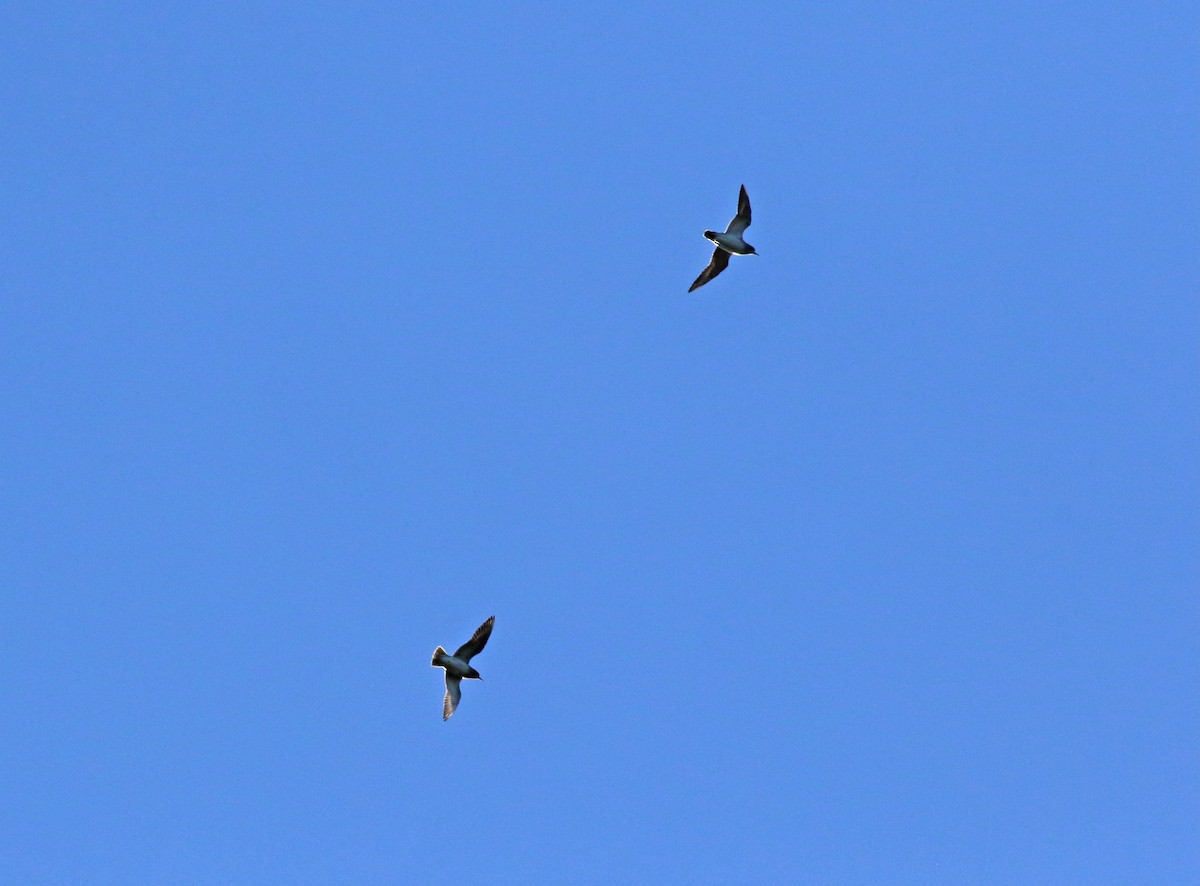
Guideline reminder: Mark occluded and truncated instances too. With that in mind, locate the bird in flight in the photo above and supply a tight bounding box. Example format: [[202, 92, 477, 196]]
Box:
[[431, 615, 495, 720], [688, 184, 757, 292]]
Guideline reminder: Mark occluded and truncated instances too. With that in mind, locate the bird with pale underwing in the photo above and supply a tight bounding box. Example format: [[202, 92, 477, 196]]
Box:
[[431, 616, 494, 721]]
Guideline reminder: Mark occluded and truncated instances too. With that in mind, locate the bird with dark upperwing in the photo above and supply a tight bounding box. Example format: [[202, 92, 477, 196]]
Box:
[[431, 616, 494, 720], [688, 184, 757, 292]]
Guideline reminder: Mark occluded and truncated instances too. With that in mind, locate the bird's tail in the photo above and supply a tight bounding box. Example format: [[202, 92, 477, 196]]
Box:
[[431, 646, 447, 667]]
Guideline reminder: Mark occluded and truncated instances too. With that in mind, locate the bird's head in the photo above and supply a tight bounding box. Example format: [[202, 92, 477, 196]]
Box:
[[466, 667, 482, 680], [747, 244, 759, 255]]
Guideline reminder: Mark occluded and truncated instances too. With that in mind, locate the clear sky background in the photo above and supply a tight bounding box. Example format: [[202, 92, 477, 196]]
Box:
[[3, 4, 1197, 883]]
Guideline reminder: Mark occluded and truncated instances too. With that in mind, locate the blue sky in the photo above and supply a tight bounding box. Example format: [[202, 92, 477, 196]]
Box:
[[3, 3, 1197, 883]]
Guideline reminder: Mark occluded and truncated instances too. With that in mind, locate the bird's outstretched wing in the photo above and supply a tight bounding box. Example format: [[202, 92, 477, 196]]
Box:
[[688, 246, 731, 292], [725, 184, 751, 236], [454, 615, 495, 662], [443, 674, 462, 720]]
